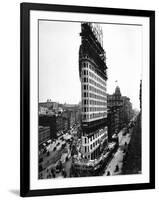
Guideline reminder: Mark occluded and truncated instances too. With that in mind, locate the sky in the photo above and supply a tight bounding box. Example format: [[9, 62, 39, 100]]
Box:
[[39, 20, 142, 110]]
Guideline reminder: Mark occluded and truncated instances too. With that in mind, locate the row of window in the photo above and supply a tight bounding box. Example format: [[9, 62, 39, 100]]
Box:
[[108, 96, 122, 101], [82, 107, 107, 112], [82, 68, 106, 87], [108, 98, 123, 102], [84, 130, 107, 144], [82, 92, 106, 101], [89, 99, 107, 106], [90, 140, 99, 149], [89, 85, 106, 96], [82, 112, 107, 120], [84, 140, 99, 153], [82, 99, 106, 106], [83, 133, 107, 153], [89, 92, 106, 101], [88, 70, 106, 86], [82, 99, 89, 105], [82, 62, 106, 83], [82, 84, 106, 97], [82, 69, 88, 76], [82, 84, 89, 90], [108, 102, 123, 107], [89, 78, 106, 91], [108, 99, 123, 103]]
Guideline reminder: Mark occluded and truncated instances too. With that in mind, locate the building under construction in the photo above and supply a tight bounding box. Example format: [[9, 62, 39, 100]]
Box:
[[77, 22, 108, 164]]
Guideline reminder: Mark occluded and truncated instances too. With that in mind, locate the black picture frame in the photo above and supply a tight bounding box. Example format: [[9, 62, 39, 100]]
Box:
[[20, 2, 155, 197]]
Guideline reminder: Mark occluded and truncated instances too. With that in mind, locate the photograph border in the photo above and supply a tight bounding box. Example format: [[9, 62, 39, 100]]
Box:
[[20, 2, 155, 197]]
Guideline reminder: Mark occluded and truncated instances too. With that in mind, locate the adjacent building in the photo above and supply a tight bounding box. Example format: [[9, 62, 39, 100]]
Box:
[[39, 114, 68, 139], [121, 96, 133, 125], [107, 86, 133, 141], [39, 114, 57, 139], [79, 23, 108, 160], [107, 86, 123, 141], [39, 126, 50, 145]]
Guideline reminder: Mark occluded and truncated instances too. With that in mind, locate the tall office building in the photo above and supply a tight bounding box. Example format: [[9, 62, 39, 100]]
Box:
[[79, 23, 108, 160]]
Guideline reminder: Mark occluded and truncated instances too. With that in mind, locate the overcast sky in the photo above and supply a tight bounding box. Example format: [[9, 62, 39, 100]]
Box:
[[39, 20, 142, 110]]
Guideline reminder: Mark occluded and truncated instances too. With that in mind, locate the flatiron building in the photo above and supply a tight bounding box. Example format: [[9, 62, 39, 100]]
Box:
[[79, 23, 108, 161]]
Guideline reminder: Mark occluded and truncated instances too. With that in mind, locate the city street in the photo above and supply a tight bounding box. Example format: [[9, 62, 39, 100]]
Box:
[[39, 126, 80, 179], [103, 128, 132, 176], [39, 123, 135, 178]]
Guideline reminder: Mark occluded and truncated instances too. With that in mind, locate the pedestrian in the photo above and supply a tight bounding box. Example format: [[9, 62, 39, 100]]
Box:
[[63, 170, 67, 178], [115, 164, 119, 172], [107, 171, 110, 176], [51, 168, 54, 175]]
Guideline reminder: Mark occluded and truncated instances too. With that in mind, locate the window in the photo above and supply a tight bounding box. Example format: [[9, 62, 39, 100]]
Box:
[[83, 114, 86, 120]]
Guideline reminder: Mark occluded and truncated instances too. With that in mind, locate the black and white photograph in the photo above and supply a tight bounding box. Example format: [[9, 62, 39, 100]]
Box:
[[0, 0, 158, 199], [38, 20, 142, 179], [20, 3, 155, 197]]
